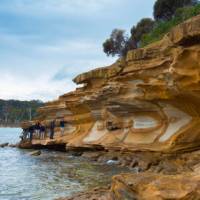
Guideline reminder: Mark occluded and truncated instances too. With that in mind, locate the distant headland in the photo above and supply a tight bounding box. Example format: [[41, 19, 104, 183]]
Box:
[[0, 99, 43, 127]]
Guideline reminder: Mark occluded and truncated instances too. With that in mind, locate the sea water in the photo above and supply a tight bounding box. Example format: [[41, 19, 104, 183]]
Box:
[[0, 128, 129, 200]]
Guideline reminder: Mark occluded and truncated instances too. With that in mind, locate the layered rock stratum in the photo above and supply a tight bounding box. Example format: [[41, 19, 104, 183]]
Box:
[[22, 15, 200, 199]]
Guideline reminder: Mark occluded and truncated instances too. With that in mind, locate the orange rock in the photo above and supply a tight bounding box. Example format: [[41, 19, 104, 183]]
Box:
[[111, 171, 200, 200], [22, 15, 200, 153]]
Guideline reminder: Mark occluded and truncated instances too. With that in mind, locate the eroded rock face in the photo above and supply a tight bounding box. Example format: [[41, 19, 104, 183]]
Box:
[[20, 15, 200, 200], [25, 15, 200, 153], [110, 171, 200, 200]]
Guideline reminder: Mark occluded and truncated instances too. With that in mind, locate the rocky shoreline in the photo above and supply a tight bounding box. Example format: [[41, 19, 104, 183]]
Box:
[[17, 141, 200, 199], [0, 142, 19, 148], [3, 141, 198, 199], [56, 149, 200, 200]]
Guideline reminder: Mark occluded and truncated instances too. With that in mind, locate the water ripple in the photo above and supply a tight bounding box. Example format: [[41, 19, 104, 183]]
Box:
[[0, 128, 130, 200]]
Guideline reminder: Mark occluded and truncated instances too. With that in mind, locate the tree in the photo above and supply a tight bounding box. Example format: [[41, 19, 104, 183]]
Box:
[[103, 29, 130, 57], [153, 0, 198, 21], [131, 18, 155, 47], [123, 38, 137, 55]]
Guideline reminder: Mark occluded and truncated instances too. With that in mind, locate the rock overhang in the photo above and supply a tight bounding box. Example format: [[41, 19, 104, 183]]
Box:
[[21, 14, 200, 153]]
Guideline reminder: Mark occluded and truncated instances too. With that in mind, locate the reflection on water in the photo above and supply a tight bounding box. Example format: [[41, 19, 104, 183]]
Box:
[[0, 128, 130, 200]]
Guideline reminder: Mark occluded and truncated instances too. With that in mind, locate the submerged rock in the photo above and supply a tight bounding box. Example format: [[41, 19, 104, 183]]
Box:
[[81, 151, 103, 161], [56, 187, 111, 200], [0, 143, 9, 148], [8, 143, 19, 148], [28, 150, 41, 156]]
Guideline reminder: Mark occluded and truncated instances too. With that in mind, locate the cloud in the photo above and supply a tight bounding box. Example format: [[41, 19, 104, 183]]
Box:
[[0, 31, 115, 101], [0, 54, 115, 101], [52, 57, 115, 81], [0, 0, 118, 17], [35, 39, 100, 55], [0, 0, 156, 101], [0, 72, 76, 101]]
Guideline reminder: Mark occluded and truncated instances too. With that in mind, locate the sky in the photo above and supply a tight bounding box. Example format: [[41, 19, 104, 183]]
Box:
[[0, 0, 156, 101]]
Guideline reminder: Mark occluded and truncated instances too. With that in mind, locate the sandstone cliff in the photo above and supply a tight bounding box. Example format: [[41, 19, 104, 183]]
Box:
[[23, 15, 200, 153], [21, 15, 200, 200]]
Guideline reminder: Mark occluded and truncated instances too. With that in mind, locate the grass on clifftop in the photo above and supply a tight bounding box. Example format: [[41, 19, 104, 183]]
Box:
[[141, 4, 200, 47]]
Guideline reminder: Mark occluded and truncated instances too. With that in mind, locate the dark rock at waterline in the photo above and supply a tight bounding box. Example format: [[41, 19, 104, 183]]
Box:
[[18, 141, 33, 149], [9, 143, 19, 148], [0, 143, 9, 147], [28, 150, 41, 156], [70, 151, 83, 157], [81, 151, 103, 161]]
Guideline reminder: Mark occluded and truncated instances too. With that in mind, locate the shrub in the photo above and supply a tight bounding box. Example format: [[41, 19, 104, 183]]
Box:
[[153, 0, 198, 21], [141, 3, 200, 47], [103, 29, 128, 57], [131, 18, 155, 47]]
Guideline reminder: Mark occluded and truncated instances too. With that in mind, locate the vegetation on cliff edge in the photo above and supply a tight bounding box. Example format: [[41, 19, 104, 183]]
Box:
[[141, 3, 200, 46], [103, 0, 200, 57]]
